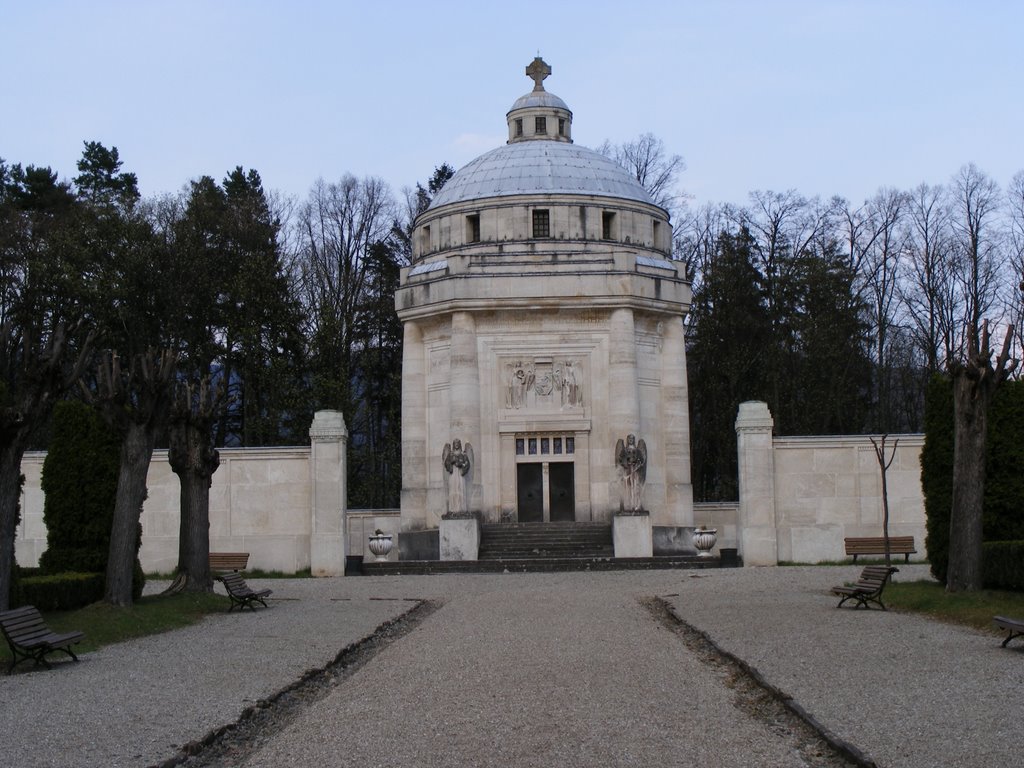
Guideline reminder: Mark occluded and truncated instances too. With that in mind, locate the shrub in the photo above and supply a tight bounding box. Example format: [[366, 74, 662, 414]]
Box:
[[38, 400, 147, 601], [39, 400, 120, 574], [13, 572, 105, 611], [983, 541, 1024, 592], [921, 375, 953, 583]]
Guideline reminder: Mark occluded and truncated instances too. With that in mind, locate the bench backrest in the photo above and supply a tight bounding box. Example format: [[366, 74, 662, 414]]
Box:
[[209, 552, 249, 571], [854, 566, 898, 591], [219, 572, 250, 594], [0, 605, 48, 644], [844, 536, 915, 553]]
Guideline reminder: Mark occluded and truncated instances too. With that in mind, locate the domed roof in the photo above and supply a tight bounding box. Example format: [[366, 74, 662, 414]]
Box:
[[507, 90, 570, 113], [428, 141, 655, 209]]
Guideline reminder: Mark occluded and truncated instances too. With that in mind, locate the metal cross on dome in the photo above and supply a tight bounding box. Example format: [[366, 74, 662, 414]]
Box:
[[526, 57, 551, 91]]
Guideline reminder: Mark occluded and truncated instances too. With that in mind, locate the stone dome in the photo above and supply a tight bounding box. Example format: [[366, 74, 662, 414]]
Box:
[[507, 90, 570, 113], [428, 141, 656, 210]]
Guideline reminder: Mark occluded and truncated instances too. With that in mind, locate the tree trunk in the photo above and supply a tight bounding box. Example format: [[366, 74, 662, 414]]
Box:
[[167, 417, 219, 593], [104, 422, 156, 607], [945, 320, 1017, 593], [0, 442, 26, 611], [946, 375, 990, 592]]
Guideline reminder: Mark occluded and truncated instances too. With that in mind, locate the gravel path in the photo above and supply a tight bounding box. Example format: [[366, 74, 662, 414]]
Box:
[[1, 567, 1020, 768], [661, 564, 1024, 768]]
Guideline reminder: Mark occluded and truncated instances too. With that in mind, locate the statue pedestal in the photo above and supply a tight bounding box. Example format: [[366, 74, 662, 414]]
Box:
[[440, 516, 480, 561], [613, 512, 653, 558]]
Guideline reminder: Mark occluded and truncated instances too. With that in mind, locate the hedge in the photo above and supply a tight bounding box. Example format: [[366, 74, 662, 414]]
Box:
[[982, 541, 1024, 592], [13, 571, 105, 611]]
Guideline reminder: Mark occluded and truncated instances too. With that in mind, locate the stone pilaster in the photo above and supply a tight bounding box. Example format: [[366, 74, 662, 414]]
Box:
[[309, 410, 348, 576], [608, 307, 640, 515], [449, 311, 481, 510], [608, 308, 640, 432], [400, 321, 427, 530], [661, 316, 694, 526], [735, 401, 778, 566]]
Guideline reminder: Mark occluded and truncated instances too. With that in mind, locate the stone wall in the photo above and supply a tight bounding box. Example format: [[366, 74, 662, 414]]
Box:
[[14, 404, 926, 572], [15, 410, 359, 576], [734, 401, 926, 565]]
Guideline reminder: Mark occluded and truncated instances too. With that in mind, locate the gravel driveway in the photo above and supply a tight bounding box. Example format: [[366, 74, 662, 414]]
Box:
[[1, 566, 1019, 767]]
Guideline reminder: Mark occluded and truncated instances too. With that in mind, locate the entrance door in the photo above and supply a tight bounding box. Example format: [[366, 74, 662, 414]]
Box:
[[516, 463, 543, 522], [549, 463, 575, 521]]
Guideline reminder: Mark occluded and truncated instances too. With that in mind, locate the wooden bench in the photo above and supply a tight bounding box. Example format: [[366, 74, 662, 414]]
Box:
[[831, 565, 900, 610], [209, 552, 249, 572], [0, 605, 85, 672], [844, 536, 916, 563], [218, 572, 272, 612], [994, 616, 1024, 648]]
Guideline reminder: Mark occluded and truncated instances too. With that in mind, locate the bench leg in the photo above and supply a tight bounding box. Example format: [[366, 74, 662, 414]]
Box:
[[1002, 629, 1023, 648]]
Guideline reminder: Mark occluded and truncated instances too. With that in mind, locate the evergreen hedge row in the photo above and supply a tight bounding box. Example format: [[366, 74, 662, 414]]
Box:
[[38, 400, 145, 601], [922, 376, 1024, 586], [39, 400, 121, 574], [982, 541, 1024, 592], [12, 571, 105, 611]]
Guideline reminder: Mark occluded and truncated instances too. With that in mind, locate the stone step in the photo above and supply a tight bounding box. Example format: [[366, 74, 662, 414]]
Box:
[[479, 521, 613, 561], [362, 555, 731, 576]]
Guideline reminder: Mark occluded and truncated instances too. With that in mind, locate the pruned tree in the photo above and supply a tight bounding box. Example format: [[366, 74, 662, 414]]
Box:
[[0, 160, 96, 610], [946, 320, 1018, 592], [164, 377, 222, 594], [87, 349, 177, 606]]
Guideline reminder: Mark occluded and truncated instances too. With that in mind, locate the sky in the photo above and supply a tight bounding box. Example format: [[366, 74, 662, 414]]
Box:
[[3, 1, 1023, 211]]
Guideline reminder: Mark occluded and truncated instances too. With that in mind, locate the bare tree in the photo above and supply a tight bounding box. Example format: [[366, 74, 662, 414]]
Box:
[[861, 189, 908, 431], [1007, 170, 1024, 363], [597, 133, 686, 212], [950, 164, 1004, 348], [869, 434, 900, 569], [673, 202, 732, 290], [901, 183, 958, 372], [294, 175, 396, 414]]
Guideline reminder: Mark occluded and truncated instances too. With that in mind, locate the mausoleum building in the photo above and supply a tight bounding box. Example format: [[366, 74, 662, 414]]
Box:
[[395, 59, 694, 552]]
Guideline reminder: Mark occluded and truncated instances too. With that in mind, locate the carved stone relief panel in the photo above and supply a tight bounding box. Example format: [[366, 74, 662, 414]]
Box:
[[502, 355, 585, 411]]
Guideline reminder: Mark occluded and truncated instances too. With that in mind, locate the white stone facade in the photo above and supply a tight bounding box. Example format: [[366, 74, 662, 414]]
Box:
[[396, 60, 695, 536]]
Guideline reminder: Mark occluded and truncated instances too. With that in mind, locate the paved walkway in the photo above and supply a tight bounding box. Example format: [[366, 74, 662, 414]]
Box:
[[0, 566, 1020, 767]]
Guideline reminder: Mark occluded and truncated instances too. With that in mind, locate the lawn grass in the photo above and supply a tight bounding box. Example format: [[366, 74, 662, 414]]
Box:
[[1, 590, 227, 667], [886, 579, 1024, 633]]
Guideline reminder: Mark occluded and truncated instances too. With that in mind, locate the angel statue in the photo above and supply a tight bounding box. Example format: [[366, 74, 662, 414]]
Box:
[[615, 434, 647, 513], [442, 438, 474, 518]]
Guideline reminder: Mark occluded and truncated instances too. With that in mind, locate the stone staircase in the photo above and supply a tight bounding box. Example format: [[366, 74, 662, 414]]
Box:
[[360, 520, 736, 575], [478, 521, 613, 560]]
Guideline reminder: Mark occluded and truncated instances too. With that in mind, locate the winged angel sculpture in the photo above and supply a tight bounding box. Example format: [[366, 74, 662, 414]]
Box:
[[615, 434, 647, 513], [442, 438, 474, 518]]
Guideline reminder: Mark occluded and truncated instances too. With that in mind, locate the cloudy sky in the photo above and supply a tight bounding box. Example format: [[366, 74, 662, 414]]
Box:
[[4, 0, 1022, 209]]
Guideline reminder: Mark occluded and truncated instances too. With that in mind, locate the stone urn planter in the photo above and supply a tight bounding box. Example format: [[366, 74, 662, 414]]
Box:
[[368, 530, 394, 562], [693, 527, 718, 558]]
